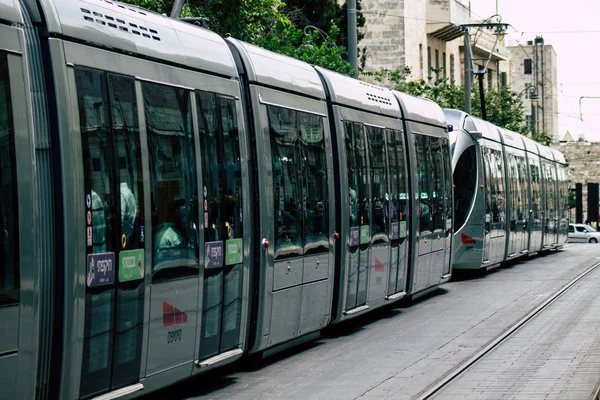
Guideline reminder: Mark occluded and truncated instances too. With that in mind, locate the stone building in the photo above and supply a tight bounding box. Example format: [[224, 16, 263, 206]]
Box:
[[554, 140, 600, 222], [506, 38, 559, 140]]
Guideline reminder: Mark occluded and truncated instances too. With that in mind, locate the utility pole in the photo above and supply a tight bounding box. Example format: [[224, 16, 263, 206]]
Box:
[[348, 0, 358, 78], [170, 0, 185, 18], [461, 22, 508, 118], [464, 27, 472, 114]]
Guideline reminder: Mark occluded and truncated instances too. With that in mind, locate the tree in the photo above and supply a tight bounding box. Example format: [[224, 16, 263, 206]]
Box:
[[122, 0, 354, 75], [362, 66, 554, 144]]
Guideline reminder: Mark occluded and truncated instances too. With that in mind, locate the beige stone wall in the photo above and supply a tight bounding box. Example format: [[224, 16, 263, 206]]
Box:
[[359, 0, 408, 72], [507, 44, 559, 140], [554, 141, 600, 221]]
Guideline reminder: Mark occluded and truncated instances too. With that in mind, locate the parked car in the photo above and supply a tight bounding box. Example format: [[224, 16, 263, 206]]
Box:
[[568, 223, 600, 243]]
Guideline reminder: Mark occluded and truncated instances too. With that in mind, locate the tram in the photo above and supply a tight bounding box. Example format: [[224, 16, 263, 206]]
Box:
[[1, 0, 454, 398], [447, 109, 569, 271]]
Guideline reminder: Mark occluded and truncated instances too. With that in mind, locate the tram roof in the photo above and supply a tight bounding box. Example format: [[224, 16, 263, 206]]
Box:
[[1, 0, 23, 24], [551, 148, 566, 164], [393, 91, 446, 127], [537, 142, 555, 161], [520, 134, 541, 155], [443, 109, 477, 134], [471, 116, 501, 143], [497, 127, 525, 150], [26, 0, 238, 78], [315, 67, 400, 117], [229, 39, 325, 100]]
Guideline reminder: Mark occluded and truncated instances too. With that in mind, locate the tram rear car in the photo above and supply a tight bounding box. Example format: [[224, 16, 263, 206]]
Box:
[[446, 109, 568, 272]]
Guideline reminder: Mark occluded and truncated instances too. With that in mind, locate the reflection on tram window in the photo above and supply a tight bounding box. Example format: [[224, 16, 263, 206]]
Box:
[[368, 126, 389, 238], [219, 97, 243, 241], [76, 68, 112, 254], [268, 105, 303, 258], [345, 122, 359, 228], [109, 74, 144, 251], [430, 137, 445, 232], [415, 135, 432, 234], [299, 111, 328, 254], [267, 105, 328, 258], [0, 51, 19, 303], [144, 82, 199, 280]]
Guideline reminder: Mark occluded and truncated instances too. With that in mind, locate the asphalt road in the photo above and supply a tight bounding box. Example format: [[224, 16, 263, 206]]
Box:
[[144, 244, 600, 400]]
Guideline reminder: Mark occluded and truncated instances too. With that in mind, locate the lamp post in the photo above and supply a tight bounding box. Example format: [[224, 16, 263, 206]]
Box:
[[530, 92, 539, 135]]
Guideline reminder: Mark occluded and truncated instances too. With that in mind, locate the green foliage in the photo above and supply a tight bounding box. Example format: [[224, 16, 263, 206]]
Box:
[[362, 66, 554, 145], [256, 24, 354, 76], [122, 0, 355, 75]]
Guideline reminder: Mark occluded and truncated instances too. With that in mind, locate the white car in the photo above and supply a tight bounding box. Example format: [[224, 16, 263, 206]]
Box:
[[568, 223, 600, 243]]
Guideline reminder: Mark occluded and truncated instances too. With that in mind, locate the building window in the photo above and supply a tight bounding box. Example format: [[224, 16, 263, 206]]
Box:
[[443, 52, 447, 79], [419, 44, 423, 78], [501, 72, 507, 87], [524, 59, 533, 74], [427, 46, 431, 76]]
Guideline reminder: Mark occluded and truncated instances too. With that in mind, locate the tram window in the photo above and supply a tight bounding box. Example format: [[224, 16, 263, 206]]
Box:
[[431, 137, 445, 232], [386, 131, 399, 232], [300, 111, 328, 254], [368, 126, 389, 238], [109, 75, 144, 251], [395, 130, 408, 231], [268, 105, 303, 258], [494, 150, 505, 223], [356, 124, 370, 229], [415, 135, 432, 234], [442, 139, 453, 229], [144, 82, 199, 280], [0, 52, 19, 304], [197, 92, 221, 242], [219, 97, 243, 241], [345, 122, 359, 228]]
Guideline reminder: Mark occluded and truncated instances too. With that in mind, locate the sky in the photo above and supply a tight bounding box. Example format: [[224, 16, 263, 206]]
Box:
[[471, 0, 600, 141]]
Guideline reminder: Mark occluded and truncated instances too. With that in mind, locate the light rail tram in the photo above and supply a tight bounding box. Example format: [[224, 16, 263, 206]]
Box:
[[0, 0, 566, 399], [447, 110, 569, 271]]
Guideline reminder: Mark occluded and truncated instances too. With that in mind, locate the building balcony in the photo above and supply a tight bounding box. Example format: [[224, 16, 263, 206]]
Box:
[[426, 0, 471, 41]]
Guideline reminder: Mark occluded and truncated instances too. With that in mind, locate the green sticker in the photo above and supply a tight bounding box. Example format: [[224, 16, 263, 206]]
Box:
[[225, 238, 243, 265], [400, 221, 407, 238], [119, 249, 144, 282], [360, 225, 370, 244]]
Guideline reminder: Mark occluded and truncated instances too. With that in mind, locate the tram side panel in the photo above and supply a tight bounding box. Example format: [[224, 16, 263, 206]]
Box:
[[0, 8, 50, 398], [36, 4, 255, 397]]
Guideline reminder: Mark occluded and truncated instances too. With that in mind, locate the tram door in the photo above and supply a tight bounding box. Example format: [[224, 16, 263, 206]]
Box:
[[441, 138, 453, 276], [366, 126, 390, 303], [481, 147, 493, 263], [0, 50, 23, 399], [528, 158, 543, 252], [387, 129, 409, 296], [542, 162, 558, 247], [345, 122, 371, 310], [76, 69, 147, 398], [196, 93, 244, 361], [507, 155, 519, 256]]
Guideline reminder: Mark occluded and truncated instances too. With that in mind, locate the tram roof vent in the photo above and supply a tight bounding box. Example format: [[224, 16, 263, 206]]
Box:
[[366, 92, 393, 106], [80, 5, 161, 41]]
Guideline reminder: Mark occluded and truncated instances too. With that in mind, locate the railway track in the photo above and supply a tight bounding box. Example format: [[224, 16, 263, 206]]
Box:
[[416, 261, 600, 400]]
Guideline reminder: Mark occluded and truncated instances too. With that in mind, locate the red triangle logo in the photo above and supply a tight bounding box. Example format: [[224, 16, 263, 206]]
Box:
[[163, 301, 174, 327], [375, 256, 385, 272], [163, 301, 188, 327]]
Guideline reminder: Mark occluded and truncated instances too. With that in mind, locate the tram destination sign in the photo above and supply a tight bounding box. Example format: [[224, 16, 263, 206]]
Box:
[[87, 252, 115, 287]]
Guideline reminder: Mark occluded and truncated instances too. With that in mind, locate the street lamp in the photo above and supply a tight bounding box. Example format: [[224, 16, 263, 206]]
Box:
[[530, 92, 539, 135]]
